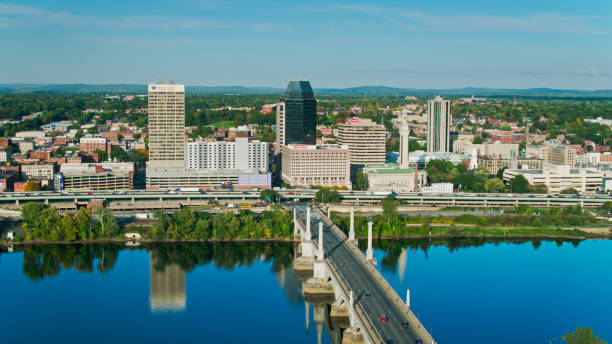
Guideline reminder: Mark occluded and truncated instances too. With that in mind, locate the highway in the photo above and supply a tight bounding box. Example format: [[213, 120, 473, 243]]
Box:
[[0, 189, 609, 208], [293, 203, 425, 344]]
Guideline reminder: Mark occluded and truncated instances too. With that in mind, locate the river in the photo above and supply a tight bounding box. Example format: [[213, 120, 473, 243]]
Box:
[[0, 239, 610, 343]]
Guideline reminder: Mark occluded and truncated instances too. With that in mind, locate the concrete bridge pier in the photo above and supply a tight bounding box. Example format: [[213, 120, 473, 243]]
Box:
[[366, 221, 374, 262], [342, 327, 365, 344], [306, 207, 311, 240], [349, 206, 355, 242], [330, 300, 350, 329], [15, 199, 19, 206]]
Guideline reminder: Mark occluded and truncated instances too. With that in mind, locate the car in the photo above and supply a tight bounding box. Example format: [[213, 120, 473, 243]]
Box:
[[364, 293, 371, 299], [385, 340, 393, 344], [380, 315, 388, 323], [401, 321, 409, 328], [87, 193, 93, 195], [415, 340, 423, 344]]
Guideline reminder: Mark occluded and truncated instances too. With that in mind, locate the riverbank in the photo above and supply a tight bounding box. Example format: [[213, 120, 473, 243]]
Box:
[[3, 228, 610, 247], [2, 237, 298, 246]]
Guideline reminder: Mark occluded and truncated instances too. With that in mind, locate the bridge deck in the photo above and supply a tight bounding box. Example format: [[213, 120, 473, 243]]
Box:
[[294, 204, 435, 344]]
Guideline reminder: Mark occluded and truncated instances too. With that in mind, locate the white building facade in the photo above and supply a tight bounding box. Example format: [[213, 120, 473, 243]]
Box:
[[185, 138, 268, 172], [503, 163, 603, 194], [426, 96, 451, 152]]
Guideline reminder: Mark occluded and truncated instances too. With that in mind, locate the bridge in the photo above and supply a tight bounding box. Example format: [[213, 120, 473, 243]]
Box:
[[290, 203, 435, 344], [0, 189, 608, 213]]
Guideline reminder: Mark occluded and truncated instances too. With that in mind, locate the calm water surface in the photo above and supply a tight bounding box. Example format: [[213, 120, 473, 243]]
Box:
[[367, 238, 612, 344], [1, 239, 610, 343]]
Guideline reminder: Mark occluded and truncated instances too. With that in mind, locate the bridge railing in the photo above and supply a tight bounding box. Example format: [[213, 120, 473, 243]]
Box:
[[314, 206, 436, 344], [323, 248, 383, 344]]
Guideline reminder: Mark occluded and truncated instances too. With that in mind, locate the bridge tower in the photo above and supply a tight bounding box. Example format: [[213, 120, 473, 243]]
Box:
[[366, 221, 374, 262], [306, 207, 311, 240], [406, 288, 410, 308], [317, 222, 324, 261], [314, 222, 326, 279], [349, 206, 355, 242], [293, 208, 298, 237]]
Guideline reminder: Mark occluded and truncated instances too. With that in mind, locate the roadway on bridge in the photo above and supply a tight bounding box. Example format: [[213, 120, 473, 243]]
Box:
[[293, 204, 422, 344]]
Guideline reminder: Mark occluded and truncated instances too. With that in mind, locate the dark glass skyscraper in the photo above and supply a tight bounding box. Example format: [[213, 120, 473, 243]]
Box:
[[276, 80, 316, 146]]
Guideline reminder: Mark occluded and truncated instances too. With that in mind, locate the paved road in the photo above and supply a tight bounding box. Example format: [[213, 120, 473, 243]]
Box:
[[293, 204, 423, 344]]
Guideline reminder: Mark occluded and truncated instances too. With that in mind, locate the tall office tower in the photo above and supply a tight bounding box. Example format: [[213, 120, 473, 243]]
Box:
[[337, 118, 386, 165], [426, 96, 452, 152], [147, 82, 185, 168], [276, 80, 316, 148]]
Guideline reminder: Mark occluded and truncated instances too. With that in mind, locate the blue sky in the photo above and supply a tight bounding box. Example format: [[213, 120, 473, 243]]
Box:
[[1, 0, 612, 89]]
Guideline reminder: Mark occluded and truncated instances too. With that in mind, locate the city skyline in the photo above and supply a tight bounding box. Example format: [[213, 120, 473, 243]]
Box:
[[1, 0, 612, 89]]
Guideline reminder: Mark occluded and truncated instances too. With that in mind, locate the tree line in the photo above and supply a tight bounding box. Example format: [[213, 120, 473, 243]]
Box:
[[21, 203, 119, 241], [148, 207, 293, 240]]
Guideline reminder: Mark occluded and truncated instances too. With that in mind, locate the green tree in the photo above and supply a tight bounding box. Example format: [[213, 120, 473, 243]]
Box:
[[562, 327, 607, 344], [484, 178, 505, 193], [73, 207, 93, 239], [426, 159, 455, 184], [472, 136, 483, 144], [110, 146, 128, 161], [496, 167, 507, 180], [354, 171, 369, 191], [94, 149, 108, 161], [57, 214, 78, 241], [315, 189, 341, 203], [96, 207, 119, 237], [530, 184, 549, 194], [381, 194, 399, 229], [259, 189, 280, 203], [560, 187, 580, 195], [408, 139, 421, 152], [509, 174, 530, 193]]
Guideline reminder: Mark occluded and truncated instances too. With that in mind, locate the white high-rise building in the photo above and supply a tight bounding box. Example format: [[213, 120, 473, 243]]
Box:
[[426, 96, 451, 153], [185, 138, 268, 172], [147, 82, 185, 169]]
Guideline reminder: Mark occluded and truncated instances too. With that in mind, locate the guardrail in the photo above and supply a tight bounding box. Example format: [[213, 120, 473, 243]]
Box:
[[314, 206, 436, 344], [324, 252, 382, 344]]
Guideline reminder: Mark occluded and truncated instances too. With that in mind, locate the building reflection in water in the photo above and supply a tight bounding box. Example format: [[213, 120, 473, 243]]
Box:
[[149, 252, 186, 313]]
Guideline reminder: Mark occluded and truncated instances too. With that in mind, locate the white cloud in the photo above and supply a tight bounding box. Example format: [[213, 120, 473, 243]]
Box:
[[511, 68, 612, 77], [337, 4, 606, 35], [0, 2, 236, 30]]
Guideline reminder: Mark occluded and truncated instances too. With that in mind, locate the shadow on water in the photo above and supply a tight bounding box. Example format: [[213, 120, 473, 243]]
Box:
[[357, 237, 585, 273], [9, 242, 295, 281]]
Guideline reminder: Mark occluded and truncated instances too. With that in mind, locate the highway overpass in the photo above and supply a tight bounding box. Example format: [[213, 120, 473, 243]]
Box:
[[0, 190, 609, 212]]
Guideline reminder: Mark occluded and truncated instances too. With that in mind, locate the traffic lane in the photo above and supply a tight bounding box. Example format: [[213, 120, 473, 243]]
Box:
[[323, 222, 418, 343], [295, 205, 419, 342], [328, 235, 415, 343]]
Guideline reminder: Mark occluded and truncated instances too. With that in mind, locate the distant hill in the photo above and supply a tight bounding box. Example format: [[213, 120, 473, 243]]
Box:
[[1, 84, 612, 98]]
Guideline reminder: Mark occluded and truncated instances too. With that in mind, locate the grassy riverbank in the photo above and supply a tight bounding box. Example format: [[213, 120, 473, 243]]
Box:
[[332, 209, 611, 240]]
